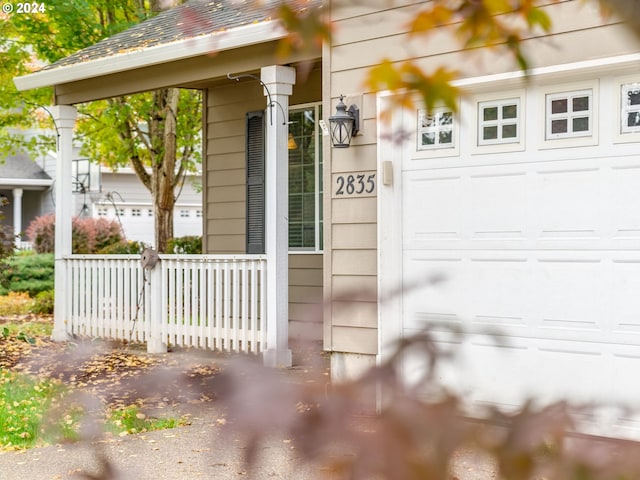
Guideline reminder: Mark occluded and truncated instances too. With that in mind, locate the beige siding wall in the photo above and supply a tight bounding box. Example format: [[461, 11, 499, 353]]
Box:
[[325, 0, 636, 359], [204, 67, 323, 342], [289, 254, 323, 341]]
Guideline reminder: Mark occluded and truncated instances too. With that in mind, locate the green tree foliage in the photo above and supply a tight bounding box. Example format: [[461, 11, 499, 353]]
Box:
[[167, 235, 202, 254], [1, 0, 201, 253], [0, 253, 54, 297]]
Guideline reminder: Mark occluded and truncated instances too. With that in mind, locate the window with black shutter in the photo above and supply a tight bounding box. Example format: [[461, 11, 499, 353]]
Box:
[[246, 111, 265, 254]]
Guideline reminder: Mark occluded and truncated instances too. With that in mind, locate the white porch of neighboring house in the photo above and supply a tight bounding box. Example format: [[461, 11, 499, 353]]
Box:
[[48, 65, 298, 366], [0, 153, 54, 249]]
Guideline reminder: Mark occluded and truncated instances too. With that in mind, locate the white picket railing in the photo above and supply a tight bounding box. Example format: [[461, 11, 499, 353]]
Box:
[[65, 254, 267, 354]]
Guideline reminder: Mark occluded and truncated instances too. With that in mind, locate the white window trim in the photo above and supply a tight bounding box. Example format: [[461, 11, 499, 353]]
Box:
[[288, 101, 323, 254], [417, 107, 455, 151], [545, 89, 593, 139], [472, 90, 525, 154], [477, 98, 521, 146], [539, 80, 599, 149], [614, 75, 640, 144], [409, 97, 460, 159]]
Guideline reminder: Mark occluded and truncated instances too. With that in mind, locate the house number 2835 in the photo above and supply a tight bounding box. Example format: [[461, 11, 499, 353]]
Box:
[[335, 173, 376, 196]]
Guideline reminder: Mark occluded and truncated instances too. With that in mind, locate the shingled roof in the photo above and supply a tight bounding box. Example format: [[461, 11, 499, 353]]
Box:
[[42, 0, 321, 71], [0, 153, 51, 181]]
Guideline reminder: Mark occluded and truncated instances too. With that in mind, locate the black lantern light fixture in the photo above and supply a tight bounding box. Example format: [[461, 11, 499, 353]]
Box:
[[328, 95, 359, 148]]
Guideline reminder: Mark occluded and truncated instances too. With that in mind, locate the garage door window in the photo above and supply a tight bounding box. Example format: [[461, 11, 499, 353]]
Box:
[[477, 99, 520, 145], [546, 89, 592, 139], [417, 108, 454, 150], [621, 83, 640, 134]]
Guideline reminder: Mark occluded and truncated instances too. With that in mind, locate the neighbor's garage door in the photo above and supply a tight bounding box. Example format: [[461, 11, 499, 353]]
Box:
[[387, 103, 640, 439]]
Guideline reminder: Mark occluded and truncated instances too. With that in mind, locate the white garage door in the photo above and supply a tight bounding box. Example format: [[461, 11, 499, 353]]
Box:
[[378, 91, 640, 439]]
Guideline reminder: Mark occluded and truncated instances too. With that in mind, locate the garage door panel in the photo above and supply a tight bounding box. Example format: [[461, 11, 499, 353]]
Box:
[[416, 336, 610, 408], [403, 175, 463, 244], [611, 260, 640, 335], [402, 161, 640, 251], [535, 168, 603, 240], [612, 166, 640, 238], [536, 259, 605, 333], [402, 256, 464, 331], [403, 250, 640, 346], [470, 173, 528, 240]]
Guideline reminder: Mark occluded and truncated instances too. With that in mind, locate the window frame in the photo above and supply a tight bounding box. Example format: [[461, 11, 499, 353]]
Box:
[[470, 90, 525, 154], [539, 80, 599, 149], [417, 107, 455, 151], [477, 97, 521, 146], [288, 101, 323, 254], [615, 76, 640, 143], [545, 89, 593, 140]]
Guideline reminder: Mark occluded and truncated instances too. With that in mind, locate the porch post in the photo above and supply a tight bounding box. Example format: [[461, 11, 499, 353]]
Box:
[[261, 65, 295, 367], [52, 105, 77, 342], [12, 188, 23, 243]]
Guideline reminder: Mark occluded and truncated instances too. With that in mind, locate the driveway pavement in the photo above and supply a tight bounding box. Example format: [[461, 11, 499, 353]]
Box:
[[0, 345, 497, 480], [0, 402, 320, 479]]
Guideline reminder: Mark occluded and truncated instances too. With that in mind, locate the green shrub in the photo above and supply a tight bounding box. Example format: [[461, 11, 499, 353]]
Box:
[[97, 240, 149, 254], [0, 253, 54, 297], [32, 290, 54, 315], [167, 236, 202, 254]]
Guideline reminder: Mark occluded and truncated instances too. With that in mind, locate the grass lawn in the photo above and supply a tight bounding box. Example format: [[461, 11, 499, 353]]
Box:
[[0, 313, 192, 451]]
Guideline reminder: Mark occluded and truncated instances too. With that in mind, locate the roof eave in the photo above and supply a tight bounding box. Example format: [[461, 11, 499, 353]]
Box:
[[14, 20, 287, 92], [0, 178, 53, 188]]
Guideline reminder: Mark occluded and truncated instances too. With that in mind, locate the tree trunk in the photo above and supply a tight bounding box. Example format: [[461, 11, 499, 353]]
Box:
[[152, 87, 180, 253]]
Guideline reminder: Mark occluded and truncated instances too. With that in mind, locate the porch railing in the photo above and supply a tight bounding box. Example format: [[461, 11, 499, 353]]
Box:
[[65, 254, 267, 354]]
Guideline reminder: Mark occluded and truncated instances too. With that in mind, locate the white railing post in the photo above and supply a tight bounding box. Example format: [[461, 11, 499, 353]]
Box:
[[146, 259, 167, 353], [52, 105, 77, 342], [261, 65, 294, 367]]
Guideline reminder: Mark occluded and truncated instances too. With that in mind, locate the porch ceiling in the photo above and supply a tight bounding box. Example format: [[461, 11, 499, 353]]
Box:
[[13, 0, 322, 104]]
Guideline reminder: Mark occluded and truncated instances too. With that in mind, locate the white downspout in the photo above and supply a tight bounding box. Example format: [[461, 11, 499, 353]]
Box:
[[51, 105, 77, 342], [261, 65, 295, 367]]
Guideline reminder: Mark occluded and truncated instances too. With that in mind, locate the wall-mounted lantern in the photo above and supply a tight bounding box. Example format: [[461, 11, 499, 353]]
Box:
[[328, 95, 359, 148]]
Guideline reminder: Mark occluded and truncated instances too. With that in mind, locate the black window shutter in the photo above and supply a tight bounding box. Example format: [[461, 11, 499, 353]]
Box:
[[246, 111, 265, 254]]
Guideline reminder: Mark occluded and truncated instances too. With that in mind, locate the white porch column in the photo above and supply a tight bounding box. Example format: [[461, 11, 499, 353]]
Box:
[[52, 105, 77, 342], [261, 65, 295, 367], [12, 188, 23, 242]]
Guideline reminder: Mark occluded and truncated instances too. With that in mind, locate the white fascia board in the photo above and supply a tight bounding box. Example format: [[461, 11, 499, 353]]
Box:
[[375, 53, 640, 100], [453, 53, 640, 88], [14, 20, 287, 91], [0, 178, 53, 187]]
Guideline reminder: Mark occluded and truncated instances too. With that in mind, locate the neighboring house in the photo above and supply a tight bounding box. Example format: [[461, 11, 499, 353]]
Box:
[[13, 0, 640, 437], [92, 167, 202, 246], [0, 142, 202, 248], [0, 152, 53, 248]]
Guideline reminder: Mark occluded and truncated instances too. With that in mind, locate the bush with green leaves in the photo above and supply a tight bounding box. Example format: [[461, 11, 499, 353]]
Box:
[[0, 253, 54, 297], [32, 290, 54, 315], [97, 240, 149, 254], [167, 235, 202, 254]]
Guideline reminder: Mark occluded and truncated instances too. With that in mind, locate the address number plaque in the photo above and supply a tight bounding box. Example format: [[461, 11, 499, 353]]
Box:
[[332, 171, 377, 198]]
